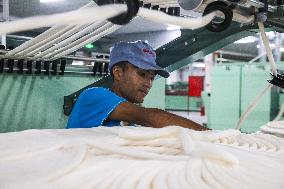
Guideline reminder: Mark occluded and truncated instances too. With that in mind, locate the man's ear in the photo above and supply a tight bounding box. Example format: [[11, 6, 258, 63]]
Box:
[[112, 66, 123, 81]]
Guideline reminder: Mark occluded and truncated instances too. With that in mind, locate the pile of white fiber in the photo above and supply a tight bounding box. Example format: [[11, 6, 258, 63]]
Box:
[[0, 126, 283, 189]]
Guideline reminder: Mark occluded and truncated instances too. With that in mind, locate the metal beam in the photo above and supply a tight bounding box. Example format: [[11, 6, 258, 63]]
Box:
[[156, 23, 256, 72]]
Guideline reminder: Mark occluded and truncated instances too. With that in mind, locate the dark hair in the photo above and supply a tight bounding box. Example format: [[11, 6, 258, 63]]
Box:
[[110, 61, 129, 79]]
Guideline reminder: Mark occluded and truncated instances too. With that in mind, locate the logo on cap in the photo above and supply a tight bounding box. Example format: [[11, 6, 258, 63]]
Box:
[[143, 48, 156, 57]]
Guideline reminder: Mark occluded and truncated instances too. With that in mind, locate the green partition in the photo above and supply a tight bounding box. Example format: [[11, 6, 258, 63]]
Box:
[[0, 74, 98, 132], [240, 65, 278, 133], [142, 78, 166, 110], [208, 63, 279, 132], [209, 65, 241, 130], [165, 95, 201, 111], [0, 74, 165, 133]]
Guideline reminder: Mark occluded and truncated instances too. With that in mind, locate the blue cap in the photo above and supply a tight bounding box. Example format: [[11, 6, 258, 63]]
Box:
[[109, 40, 170, 78]]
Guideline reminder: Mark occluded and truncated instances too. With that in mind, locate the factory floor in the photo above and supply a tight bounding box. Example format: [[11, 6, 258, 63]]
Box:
[[168, 111, 207, 127]]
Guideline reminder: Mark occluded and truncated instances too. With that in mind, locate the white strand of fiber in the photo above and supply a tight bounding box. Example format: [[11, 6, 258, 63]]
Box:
[[0, 5, 127, 35], [119, 126, 180, 140], [192, 142, 239, 166], [85, 140, 189, 161], [14, 25, 77, 58], [4, 25, 66, 57], [31, 22, 109, 59], [4, 1, 96, 57], [48, 24, 121, 60], [138, 7, 217, 30], [0, 5, 217, 36], [37, 22, 114, 59], [258, 22, 278, 76]]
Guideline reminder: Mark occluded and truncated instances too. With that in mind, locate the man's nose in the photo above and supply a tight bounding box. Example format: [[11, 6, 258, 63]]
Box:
[[144, 77, 152, 88]]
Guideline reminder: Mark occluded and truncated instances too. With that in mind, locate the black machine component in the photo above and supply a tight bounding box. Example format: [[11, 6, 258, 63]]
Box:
[[35, 61, 42, 75], [174, 7, 180, 16], [203, 1, 233, 32], [59, 59, 66, 75], [167, 7, 174, 15], [0, 58, 67, 75], [104, 62, 109, 76], [167, 7, 180, 16], [92, 62, 99, 76], [26, 60, 33, 74], [138, 1, 143, 7], [160, 8, 166, 13], [7, 59, 14, 73], [98, 62, 103, 76], [277, 0, 284, 5], [44, 61, 50, 75], [143, 3, 151, 8], [0, 59, 4, 73], [268, 73, 284, 89], [51, 60, 58, 75], [17, 59, 24, 74], [96, 0, 139, 25], [152, 5, 159, 10]]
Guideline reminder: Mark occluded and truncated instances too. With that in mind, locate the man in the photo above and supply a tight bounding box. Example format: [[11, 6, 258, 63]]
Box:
[[67, 40, 208, 131]]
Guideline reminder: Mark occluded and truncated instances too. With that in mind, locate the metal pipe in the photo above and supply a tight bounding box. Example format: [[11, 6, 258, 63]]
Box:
[[62, 55, 110, 63], [1, 0, 9, 47]]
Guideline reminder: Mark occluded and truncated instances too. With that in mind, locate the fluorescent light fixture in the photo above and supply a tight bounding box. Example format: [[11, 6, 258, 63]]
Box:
[[40, 0, 65, 3], [166, 24, 181, 31], [234, 36, 257, 44], [257, 44, 275, 48], [72, 61, 84, 66]]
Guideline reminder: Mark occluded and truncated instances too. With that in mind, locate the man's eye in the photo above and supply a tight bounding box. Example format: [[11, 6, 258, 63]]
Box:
[[138, 72, 146, 77]]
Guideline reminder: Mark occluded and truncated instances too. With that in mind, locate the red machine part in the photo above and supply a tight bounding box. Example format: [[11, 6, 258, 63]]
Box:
[[188, 76, 204, 97]]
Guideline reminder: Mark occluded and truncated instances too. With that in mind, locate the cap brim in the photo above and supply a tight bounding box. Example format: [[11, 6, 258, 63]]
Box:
[[131, 61, 170, 78]]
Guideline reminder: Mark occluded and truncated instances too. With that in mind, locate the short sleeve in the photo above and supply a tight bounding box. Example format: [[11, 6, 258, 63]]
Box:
[[66, 87, 126, 128]]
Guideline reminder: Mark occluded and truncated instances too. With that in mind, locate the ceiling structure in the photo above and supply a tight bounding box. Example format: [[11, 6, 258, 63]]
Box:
[[2, 0, 284, 62]]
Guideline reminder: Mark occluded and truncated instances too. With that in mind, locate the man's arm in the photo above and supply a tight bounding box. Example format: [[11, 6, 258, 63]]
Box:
[[108, 102, 209, 131]]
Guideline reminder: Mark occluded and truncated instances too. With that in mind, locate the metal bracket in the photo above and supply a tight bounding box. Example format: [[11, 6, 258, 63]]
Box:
[[268, 73, 284, 89]]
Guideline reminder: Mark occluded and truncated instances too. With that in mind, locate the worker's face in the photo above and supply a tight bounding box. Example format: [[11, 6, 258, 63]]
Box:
[[117, 63, 155, 103]]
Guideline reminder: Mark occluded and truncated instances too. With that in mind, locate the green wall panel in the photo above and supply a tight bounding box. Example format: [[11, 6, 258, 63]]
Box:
[[240, 65, 278, 133], [209, 65, 241, 130], [208, 64, 279, 132], [165, 95, 201, 111], [0, 74, 165, 133], [0, 74, 98, 133], [142, 78, 166, 110]]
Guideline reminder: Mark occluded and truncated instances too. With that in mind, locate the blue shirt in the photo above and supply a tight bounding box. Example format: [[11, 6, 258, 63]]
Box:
[[67, 87, 126, 128]]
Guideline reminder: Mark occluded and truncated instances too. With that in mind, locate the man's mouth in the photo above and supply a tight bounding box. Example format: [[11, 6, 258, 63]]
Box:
[[139, 89, 148, 96]]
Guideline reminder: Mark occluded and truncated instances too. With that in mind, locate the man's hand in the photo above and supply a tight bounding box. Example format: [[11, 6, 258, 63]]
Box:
[[108, 102, 209, 131]]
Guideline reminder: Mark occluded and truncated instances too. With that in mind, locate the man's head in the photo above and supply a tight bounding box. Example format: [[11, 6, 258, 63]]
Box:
[[109, 41, 169, 103]]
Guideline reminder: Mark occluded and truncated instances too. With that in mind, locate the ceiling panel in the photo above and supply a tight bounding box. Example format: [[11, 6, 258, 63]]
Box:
[[9, 0, 89, 17]]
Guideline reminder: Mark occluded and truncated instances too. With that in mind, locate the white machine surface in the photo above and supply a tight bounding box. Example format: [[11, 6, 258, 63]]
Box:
[[0, 126, 284, 189]]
